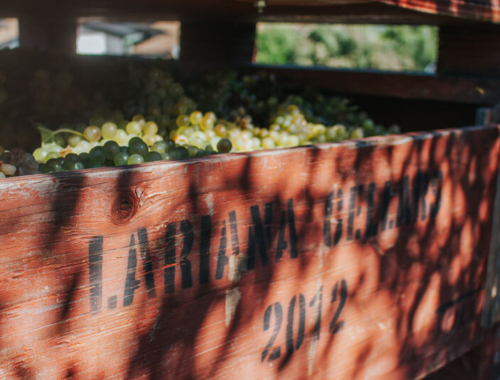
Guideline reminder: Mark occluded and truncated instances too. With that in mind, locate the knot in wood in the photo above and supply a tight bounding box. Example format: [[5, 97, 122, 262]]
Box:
[[111, 190, 139, 224]]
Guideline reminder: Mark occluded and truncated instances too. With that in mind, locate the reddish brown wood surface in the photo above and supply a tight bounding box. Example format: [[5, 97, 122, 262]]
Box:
[[0, 126, 498, 379]]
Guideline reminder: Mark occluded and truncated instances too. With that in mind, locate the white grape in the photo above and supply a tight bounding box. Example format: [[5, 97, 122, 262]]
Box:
[[76, 140, 91, 151], [33, 148, 49, 163], [68, 135, 82, 147], [114, 129, 128, 145]]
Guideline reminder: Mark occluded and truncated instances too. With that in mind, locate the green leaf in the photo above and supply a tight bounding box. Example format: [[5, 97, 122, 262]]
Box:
[[37, 125, 55, 144], [37, 125, 85, 145]]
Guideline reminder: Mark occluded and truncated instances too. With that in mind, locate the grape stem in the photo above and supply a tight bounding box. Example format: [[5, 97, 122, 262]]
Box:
[[37, 125, 85, 144]]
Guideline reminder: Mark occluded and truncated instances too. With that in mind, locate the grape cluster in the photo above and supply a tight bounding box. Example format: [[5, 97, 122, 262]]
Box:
[[32, 112, 233, 174], [0, 51, 403, 178], [29, 99, 400, 176], [0, 148, 39, 178], [27, 68, 401, 174]]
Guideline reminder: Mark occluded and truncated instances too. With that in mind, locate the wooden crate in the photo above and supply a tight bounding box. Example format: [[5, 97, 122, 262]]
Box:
[[3, 0, 500, 136], [0, 125, 498, 379], [2, 1, 500, 377]]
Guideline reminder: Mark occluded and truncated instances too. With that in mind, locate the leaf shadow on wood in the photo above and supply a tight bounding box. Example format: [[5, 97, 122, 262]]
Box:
[[0, 127, 498, 379], [123, 128, 498, 379]]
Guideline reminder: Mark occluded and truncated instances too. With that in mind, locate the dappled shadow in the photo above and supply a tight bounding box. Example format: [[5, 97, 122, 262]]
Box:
[[0, 125, 498, 379], [386, 0, 499, 24]]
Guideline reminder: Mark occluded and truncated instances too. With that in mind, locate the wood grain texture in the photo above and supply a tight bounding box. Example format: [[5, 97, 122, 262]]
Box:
[[0, 126, 498, 379]]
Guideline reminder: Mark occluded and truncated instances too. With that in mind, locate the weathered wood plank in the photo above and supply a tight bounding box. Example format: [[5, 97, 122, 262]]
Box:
[[239, 65, 500, 105], [0, 126, 498, 379]]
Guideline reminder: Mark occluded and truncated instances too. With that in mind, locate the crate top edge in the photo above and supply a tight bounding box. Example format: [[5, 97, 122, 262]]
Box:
[[0, 125, 494, 191]]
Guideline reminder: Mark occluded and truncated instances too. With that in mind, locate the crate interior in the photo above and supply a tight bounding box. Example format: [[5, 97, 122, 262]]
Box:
[[0, 0, 499, 152]]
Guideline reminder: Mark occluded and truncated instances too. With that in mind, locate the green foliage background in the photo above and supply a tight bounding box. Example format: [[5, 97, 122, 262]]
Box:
[[256, 23, 438, 72]]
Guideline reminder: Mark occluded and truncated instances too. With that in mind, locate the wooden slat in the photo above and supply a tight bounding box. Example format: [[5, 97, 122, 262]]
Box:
[[347, 94, 479, 132], [0, 0, 489, 25], [239, 64, 500, 105], [180, 22, 256, 67], [482, 145, 500, 328], [377, 0, 500, 23], [18, 15, 77, 53], [239, 0, 500, 23], [0, 125, 498, 379], [238, 2, 468, 24], [438, 25, 500, 77]]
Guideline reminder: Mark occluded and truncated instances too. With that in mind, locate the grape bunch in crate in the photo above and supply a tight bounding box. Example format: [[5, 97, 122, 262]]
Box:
[[0, 54, 399, 177]]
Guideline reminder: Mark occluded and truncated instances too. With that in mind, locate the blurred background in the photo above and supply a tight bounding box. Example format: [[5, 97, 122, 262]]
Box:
[[0, 18, 436, 73], [255, 23, 437, 73]]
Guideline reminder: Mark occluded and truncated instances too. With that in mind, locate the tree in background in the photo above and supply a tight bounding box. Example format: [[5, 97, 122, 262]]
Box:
[[256, 23, 438, 72]]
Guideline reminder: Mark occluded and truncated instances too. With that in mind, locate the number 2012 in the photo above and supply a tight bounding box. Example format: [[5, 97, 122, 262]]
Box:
[[261, 280, 348, 363]]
